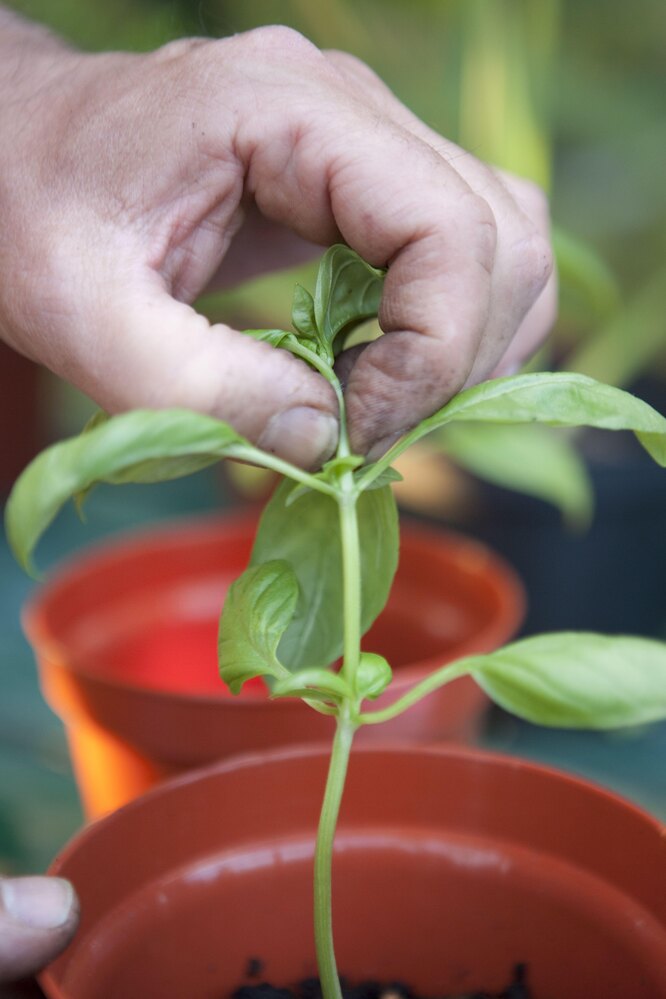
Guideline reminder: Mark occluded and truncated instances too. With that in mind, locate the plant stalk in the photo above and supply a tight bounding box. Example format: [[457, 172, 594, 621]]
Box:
[[313, 712, 356, 999], [313, 402, 362, 999], [338, 490, 362, 687]]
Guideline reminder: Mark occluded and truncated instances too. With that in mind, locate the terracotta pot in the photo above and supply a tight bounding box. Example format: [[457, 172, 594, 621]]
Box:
[[24, 512, 524, 818], [40, 745, 666, 999]]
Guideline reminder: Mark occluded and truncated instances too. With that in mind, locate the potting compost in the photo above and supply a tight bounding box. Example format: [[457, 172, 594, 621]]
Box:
[[232, 962, 531, 999]]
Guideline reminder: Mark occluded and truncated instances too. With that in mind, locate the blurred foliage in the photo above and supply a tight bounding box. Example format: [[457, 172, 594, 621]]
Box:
[[8, 0, 666, 388]]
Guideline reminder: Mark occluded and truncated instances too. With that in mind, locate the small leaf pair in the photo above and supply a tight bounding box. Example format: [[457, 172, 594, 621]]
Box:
[[293, 245, 384, 363], [221, 478, 398, 684]]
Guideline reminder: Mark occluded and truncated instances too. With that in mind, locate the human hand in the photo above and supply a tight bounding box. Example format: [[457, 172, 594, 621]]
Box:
[[0, 17, 555, 468], [0, 876, 79, 983]]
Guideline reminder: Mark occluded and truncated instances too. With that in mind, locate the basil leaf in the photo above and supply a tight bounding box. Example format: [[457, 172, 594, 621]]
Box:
[[81, 408, 110, 433], [566, 264, 666, 388], [553, 225, 620, 322], [284, 482, 313, 508], [251, 478, 399, 671], [291, 285, 318, 340], [5, 408, 247, 574], [355, 465, 403, 491], [436, 422, 593, 527], [243, 328, 302, 351], [74, 409, 112, 516], [356, 652, 392, 701], [313, 244, 384, 358], [218, 560, 298, 695], [471, 632, 666, 729], [384, 372, 666, 469]]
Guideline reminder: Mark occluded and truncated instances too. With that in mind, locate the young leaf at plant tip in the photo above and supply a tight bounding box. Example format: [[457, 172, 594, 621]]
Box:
[[291, 285, 318, 340], [242, 328, 302, 351], [470, 632, 666, 729], [313, 245, 385, 360], [218, 560, 299, 694]]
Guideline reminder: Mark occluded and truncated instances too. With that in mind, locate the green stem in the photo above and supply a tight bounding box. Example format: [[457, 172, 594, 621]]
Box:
[[314, 712, 356, 999], [355, 432, 413, 491], [289, 341, 351, 459], [289, 341, 337, 384], [355, 658, 476, 725], [230, 446, 338, 498], [313, 372, 362, 998], [338, 489, 361, 687]]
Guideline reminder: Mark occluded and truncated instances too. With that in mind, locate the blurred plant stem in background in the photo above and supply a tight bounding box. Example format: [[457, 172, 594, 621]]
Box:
[[566, 264, 666, 388], [458, 0, 559, 190]]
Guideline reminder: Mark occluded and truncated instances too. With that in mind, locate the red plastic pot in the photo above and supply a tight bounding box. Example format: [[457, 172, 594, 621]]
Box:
[[24, 512, 524, 818], [40, 745, 666, 999]]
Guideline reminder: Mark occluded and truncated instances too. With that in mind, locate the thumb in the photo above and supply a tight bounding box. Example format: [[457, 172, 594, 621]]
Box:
[[0, 877, 79, 983], [77, 288, 340, 470]]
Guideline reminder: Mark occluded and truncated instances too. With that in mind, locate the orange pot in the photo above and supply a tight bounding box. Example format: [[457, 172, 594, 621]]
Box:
[[24, 513, 524, 818], [40, 745, 666, 999]]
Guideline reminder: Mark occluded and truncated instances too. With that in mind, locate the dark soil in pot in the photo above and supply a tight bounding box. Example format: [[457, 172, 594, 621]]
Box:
[[232, 962, 532, 999]]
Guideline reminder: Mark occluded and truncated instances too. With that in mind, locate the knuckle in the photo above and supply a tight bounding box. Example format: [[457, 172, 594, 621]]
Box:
[[514, 176, 550, 216], [498, 170, 551, 224], [236, 24, 322, 62], [512, 228, 554, 298], [323, 51, 391, 112], [152, 37, 210, 63], [325, 49, 377, 82], [174, 28, 324, 87], [459, 192, 498, 272]]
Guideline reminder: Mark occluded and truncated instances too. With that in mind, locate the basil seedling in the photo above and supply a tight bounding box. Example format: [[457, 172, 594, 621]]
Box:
[[6, 246, 666, 999]]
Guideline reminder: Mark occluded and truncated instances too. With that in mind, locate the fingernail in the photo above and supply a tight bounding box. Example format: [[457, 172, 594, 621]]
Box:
[[1, 877, 75, 930], [258, 407, 339, 470]]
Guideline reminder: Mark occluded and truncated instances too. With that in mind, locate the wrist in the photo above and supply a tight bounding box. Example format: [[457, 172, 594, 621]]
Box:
[[0, 8, 78, 83], [0, 11, 89, 356], [0, 8, 87, 148]]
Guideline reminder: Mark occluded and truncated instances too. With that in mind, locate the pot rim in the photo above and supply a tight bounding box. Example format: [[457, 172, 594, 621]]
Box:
[[46, 740, 665, 874]]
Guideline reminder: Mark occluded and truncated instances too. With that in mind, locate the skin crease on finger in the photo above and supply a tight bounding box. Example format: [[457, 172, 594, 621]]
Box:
[[0, 22, 554, 470]]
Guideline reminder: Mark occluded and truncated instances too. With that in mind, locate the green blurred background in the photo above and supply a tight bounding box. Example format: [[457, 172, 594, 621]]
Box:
[[1, 0, 665, 883]]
